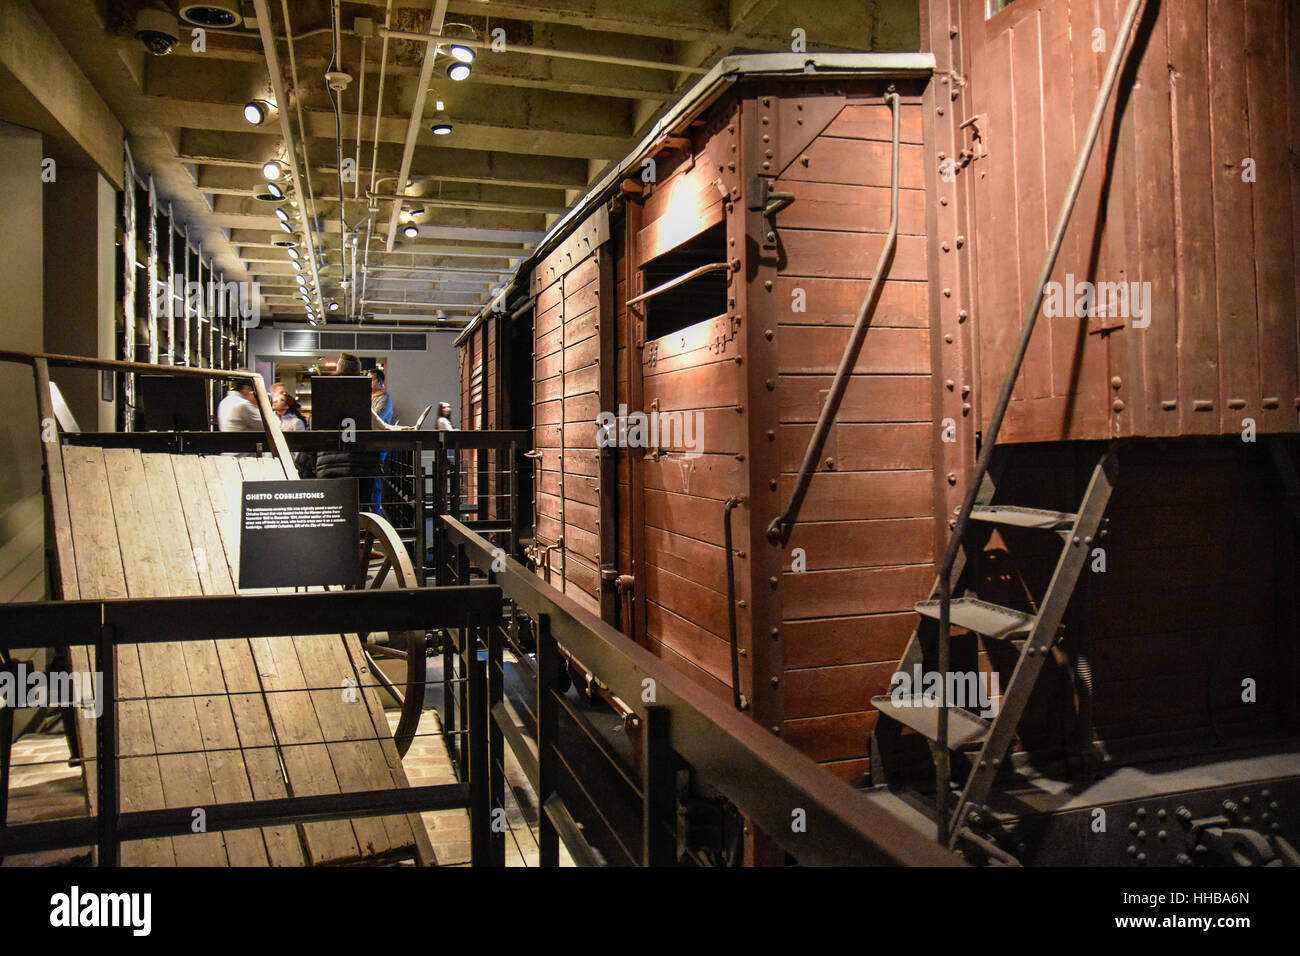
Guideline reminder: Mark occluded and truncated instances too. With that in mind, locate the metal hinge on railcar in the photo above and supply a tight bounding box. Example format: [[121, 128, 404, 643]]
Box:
[[746, 176, 795, 250]]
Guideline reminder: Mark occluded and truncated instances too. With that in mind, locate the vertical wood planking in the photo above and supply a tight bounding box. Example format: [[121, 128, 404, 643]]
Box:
[[139, 452, 271, 866], [1245, 0, 1297, 433], [1011, 10, 1053, 400], [972, 28, 1025, 416], [1130, 0, 1178, 436], [1168, 0, 1221, 435], [169, 454, 306, 865], [63, 446, 176, 865], [1207, 0, 1260, 434]]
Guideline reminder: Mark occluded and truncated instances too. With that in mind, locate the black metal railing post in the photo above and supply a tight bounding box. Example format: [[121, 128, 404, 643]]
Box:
[[467, 614, 491, 866], [642, 705, 675, 866], [536, 613, 559, 867], [487, 615, 506, 866], [95, 623, 120, 866]]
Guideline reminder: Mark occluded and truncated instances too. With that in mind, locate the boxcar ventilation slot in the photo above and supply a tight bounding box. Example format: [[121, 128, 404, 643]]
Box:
[[632, 223, 728, 342]]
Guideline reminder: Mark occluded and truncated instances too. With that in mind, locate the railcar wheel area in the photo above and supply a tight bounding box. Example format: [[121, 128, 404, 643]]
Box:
[[1, 0, 1299, 919]]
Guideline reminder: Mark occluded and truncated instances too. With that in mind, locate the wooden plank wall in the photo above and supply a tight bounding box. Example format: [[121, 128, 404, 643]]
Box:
[[764, 86, 938, 786], [623, 107, 751, 701], [531, 208, 612, 617], [960, 0, 1300, 443]]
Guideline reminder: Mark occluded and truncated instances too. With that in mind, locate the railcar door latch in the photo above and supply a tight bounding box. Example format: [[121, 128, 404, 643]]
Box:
[[746, 177, 795, 249], [958, 114, 986, 165]]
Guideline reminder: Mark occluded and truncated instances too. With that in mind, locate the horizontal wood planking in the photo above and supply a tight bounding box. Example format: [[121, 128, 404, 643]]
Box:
[[780, 374, 932, 422], [778, 422, 932, 472], [784, 661, 900, 720], [781, 711, 876, 764], [778, 327, 930, 374], [783, 138, 925, 190], [774, 469, 934, 522], [644, 600, 737, 691], [782, 563, 935, 620], [783, 612, 917, 670], [784, 518, 933, 572], [822, 100, 925, 144], [777, 232, 929, 281], [770, 277, 930, 328], [774, 179, 927, 236]]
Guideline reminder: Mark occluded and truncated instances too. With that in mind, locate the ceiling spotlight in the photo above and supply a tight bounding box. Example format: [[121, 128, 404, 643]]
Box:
[[278, 219, 294, 233], [272, 234, 299, 248], [449, 44, 475, 64], [262, 160, 283, 181], [179, 3, 243, 29], [266, 182, 284, 200], [295, 274, 307, 286], [430, 121, 452, 135], [447, 62, 471, 81], [275, 207, 290, 223], [403, 224, 419, 238], [291, 260, 302, 272], [243, 99, 276, 125], [286, 247, 299, 259], [328, 301, 340, 312]]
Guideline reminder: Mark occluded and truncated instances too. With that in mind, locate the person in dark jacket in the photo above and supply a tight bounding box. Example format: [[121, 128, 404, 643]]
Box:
[[314, 353, 411, 511]]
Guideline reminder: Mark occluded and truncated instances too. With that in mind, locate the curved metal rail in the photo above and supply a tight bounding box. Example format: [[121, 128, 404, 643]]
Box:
[[766, 88, 902, 544], [933, 0, 1149, 845]]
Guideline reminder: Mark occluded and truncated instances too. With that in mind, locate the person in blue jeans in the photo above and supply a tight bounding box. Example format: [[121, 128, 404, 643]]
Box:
[[370, 368, 394, 514]]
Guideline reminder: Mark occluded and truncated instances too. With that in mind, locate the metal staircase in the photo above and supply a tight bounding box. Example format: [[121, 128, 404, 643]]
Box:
[[867, 0, 1146, 852], [871, 443, 1118, 849]]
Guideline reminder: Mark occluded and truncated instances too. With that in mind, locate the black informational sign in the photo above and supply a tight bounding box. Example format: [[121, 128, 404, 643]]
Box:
[[237, 479, 363, 588]]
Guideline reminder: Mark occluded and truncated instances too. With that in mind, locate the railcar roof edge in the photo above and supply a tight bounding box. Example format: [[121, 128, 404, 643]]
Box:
[[453, 51, 937, 346]]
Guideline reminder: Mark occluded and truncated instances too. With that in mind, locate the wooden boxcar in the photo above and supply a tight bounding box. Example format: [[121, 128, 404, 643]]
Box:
[[456, 0, 1300, 856]]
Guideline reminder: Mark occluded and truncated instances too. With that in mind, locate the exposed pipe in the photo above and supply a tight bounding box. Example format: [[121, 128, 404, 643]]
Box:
[[361, 1, 396, 316], [251, 0, 325, 319], [723, 497, 747, 712], [935, 0, 1147, 847], [766, 88, 901, 546], [383, 0, 449, 254], [376, 27, 707, 75], [328, 0, 348, 301]]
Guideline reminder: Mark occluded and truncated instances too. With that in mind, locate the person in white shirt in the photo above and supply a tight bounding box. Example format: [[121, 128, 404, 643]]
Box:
[[435, 402, 454, 431], [217, 380, 262, 432]]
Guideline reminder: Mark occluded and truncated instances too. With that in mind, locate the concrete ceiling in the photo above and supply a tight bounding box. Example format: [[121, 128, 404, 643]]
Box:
[[35, 0, 919, 327]]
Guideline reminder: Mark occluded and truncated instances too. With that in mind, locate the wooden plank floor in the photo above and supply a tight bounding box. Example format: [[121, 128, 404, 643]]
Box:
[[56, 447, 423, 866]]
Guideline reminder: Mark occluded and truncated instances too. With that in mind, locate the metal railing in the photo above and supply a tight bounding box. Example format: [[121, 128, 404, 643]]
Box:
[[0, 587, 501, 864], [438, 514, 962, 867]]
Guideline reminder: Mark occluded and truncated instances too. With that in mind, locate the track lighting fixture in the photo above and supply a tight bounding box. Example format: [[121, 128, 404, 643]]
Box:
[[243, 99, 277, 125]]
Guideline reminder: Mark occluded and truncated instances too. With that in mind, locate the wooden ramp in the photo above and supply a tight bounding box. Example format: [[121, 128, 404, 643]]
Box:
[[55, 446, 433, 866]]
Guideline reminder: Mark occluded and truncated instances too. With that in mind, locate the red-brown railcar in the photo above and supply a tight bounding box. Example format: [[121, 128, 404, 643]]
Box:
[[456, 0, 1300, 863]]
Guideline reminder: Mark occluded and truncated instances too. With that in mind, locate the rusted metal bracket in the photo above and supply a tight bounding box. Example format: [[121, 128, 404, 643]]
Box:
[[958, 114, 986, 165], [746, 177, 795, 249]]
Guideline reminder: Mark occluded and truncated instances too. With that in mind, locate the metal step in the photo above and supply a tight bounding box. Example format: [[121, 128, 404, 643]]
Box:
[[871, 695, 991, 750], [916, 597, 1035, 640], [969, 504, 1076, 531]]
